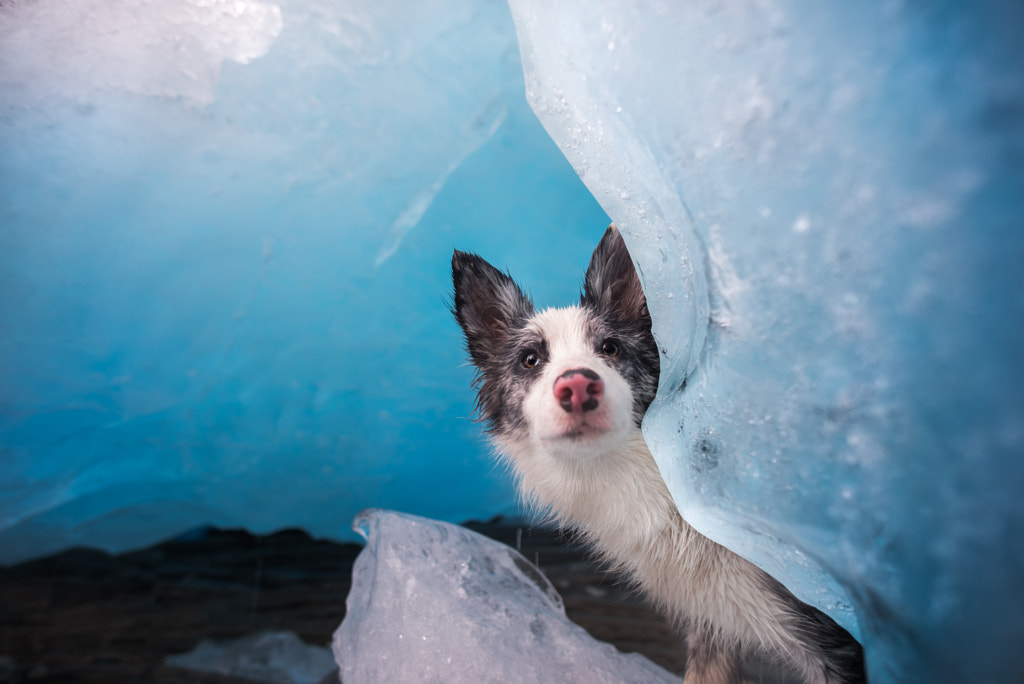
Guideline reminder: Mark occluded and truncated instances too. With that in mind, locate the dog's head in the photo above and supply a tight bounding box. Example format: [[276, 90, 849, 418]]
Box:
[[452, 225, 659, 458]]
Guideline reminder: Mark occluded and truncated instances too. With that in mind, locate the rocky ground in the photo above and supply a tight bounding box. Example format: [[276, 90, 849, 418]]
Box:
[[0, 520, 690, 683]]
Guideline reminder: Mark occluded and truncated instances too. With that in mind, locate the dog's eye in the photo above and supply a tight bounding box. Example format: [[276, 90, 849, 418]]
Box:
[[522, 351, 540, 369], [601, 340, 620, 357]]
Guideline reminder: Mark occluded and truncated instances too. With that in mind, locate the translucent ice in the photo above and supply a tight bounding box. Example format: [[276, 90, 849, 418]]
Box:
[[0, 0, 608, 564], [508, 1, 1024, 681], [332, 509, 680, 684], [165, 631, 336, 684]]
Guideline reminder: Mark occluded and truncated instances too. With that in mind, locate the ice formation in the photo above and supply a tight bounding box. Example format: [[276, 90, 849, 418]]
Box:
[[4, 0, 1023, 680], [0, 0, 608, 563], [332, 509, 680, 684], [165, 631, 336, 684], [508, 1, 1024, 682]]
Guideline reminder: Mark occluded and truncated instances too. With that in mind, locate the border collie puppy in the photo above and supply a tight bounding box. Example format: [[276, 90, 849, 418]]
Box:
[[452, 225, 865, 684]]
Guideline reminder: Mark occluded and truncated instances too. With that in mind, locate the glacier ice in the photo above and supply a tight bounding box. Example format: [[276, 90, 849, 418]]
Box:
[[0, 0, 609, 563], [332, 509, 681, 684], [508, 1, 1024, 682], [4, 0, 1023, 680], [165, 631, 336, 684]]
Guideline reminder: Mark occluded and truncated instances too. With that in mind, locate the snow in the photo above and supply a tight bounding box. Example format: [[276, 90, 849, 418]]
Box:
[[331, 509, 680, 684], [0, 0, 283, 106], [508, 1, 1024, 681], [165, 631, 336, 684]]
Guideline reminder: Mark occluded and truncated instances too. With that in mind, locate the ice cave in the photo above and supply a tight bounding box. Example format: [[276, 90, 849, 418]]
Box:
[[1, 0, 1022, 682]]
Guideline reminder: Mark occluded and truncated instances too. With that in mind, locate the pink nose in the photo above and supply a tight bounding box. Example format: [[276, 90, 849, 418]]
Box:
[[553, 369, 604, 414]]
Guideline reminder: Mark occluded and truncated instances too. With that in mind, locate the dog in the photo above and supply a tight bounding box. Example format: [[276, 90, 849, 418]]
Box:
[[452, 225, 865, 684]]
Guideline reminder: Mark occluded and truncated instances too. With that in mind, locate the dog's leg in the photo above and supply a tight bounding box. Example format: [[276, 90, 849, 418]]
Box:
[[685, 624, 744, 684], [760, 575, 866, 684]]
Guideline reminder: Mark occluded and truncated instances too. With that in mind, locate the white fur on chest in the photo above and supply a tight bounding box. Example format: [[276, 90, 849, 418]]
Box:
[[499, 428, 802, 660]]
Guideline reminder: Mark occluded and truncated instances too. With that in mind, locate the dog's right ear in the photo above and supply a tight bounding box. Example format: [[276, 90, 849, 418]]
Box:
[[452, 250, 534, 367], [582, 224, 650, 332]]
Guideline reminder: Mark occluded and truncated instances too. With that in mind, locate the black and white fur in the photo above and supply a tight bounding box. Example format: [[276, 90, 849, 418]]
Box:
[[452, 225, 865, 684]]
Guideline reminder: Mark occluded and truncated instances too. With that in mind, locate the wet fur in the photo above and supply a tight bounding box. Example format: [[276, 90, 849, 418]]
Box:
[[452, 225, 865, 683]]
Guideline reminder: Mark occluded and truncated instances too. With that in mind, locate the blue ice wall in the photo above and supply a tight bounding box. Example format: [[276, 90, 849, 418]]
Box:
[[0, 0, 608, 564], [509, 1, 1024, 681]]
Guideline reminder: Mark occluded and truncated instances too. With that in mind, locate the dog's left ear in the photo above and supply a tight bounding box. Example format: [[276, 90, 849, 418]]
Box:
[[582, 224, 651, 329]]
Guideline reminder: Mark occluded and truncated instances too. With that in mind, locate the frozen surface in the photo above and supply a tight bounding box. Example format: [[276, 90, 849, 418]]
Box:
[[332, 509, 680, 684], [165, 631, 336, 684], [509, 1, 1024, 682], [0, 0, 609, 563]]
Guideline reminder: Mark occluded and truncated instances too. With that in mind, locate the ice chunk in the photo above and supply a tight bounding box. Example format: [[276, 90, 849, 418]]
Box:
[[508, 1, 1024, 682], [165, 631, 337, 684], [332, 509, 681, 684]]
